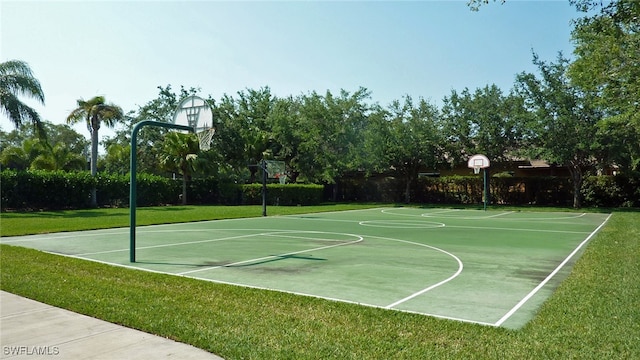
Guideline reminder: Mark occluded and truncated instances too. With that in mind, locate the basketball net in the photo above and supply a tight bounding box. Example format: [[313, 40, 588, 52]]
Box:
[[196, 128, 215, 151], [473, 166, 481, 174]]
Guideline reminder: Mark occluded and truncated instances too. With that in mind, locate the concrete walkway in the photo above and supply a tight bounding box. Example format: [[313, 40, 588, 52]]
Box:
[[0, 291, 223, 359]]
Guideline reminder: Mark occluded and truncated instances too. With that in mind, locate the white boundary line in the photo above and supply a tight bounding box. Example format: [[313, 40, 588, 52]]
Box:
[[41, 246, 494, 327], [75, 231, 271, 256], [1, 207, 612, 328], [383, 239, 463, 309], [445, 224, 591, 235], [0, 229, 128, 243], [178, 233, 363, 275], [358, 220, 445, 229], [493, 213, 612, 327]]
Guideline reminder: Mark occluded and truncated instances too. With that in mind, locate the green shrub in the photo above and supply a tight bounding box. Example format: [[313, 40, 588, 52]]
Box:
[[189, 177, 220, 205], [218, 182, 243, 205], [240, 183, 323, 206], [2, 169, 637, 210], [136, 174, 180, 206], [0, 170, 94, 210], [96, 173, 129, 207], [581, 175, 640, 208]]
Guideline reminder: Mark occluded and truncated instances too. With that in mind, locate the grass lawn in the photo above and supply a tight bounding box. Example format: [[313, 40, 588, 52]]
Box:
[[0, 204, 381, 236], [1, 205, 639, 359]]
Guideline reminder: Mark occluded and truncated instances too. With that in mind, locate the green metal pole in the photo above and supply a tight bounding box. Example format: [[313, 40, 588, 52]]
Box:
[[130, 121, 193, 262], [262, 159, 267, 217], [483, 168, 489, 211]]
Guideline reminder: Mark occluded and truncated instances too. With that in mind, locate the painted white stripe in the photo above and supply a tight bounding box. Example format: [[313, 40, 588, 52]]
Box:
[[485, 211, 515, 218], [75, 232, 268, 256], [384, 251, 463, 309], [178, 235, 363, 275], [446, 224, 591, 234], [494, 213, 612, 326], [364, 236, 464, 309]]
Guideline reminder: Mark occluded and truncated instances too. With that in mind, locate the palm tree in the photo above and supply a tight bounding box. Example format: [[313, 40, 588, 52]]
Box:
[[0, 60, 46, 137], [0, 138, 45, 170], [67, 96, 123, 207], [103, 143, 130, 175], [31, 143, 86, 171], [160, 132, 199, 205]]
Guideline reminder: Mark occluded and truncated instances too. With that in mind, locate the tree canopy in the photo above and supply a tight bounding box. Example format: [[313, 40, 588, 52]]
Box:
[[3, 0, 636, 209]]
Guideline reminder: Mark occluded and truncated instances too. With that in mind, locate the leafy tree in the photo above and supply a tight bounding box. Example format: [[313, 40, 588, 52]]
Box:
[[211, 87, 275, 183], [160, 132, 199, 205], [2, 122, 87, 152], [210, 94, 245, 179], [238, 88, 276, 182], [45, 122, 90, 157], [295, 88, 372, 188], [30, 143, 86, 171], [268, 96, 302, 182], [0, 121, 88, 170], [441, 85, 528, 166], [570, 0, 640, 23], [103, 85, 198, 175], [371, 96, 444, 203], [294, 91, 332, 183], [67, 96, 124, 207], [190, 148, 221, 179], [569, 1, 640, 172], [102, 143, 130, 175], [0, 126, 28, 151], [515, 53, 601, 208], [0, 60, 46, 138], [469, 0, 639, 17], [0, 138, 44, 170]]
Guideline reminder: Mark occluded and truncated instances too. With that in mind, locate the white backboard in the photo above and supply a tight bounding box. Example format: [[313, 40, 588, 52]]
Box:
[[467, 154, 490, 169], [172, 95, 213, 132]]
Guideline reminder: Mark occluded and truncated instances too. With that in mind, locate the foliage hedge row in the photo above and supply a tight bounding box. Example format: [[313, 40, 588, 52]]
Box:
[[332, 174, 640, 207], [1, 170, 638, 210], [0, 170, 324, 211]]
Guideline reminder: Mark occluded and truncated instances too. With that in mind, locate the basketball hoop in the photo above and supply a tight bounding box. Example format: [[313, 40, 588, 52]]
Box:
[[173, 95, 215, 151], [264, 160, 286, 180], [467, 154, 491, 211], [467, 154, 490, 174]]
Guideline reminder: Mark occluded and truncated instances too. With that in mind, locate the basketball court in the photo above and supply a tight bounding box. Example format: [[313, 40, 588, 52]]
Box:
[[0, 207, 610, 329]]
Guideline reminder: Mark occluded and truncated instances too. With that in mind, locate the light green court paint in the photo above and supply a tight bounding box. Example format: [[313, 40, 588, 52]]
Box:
[[1, 207, 610, 329]]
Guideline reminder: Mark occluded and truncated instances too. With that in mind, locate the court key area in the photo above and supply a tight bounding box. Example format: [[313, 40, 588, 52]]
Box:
[[1, 207, 610, 329]]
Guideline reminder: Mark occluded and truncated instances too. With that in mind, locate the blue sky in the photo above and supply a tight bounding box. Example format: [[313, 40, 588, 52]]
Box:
[[1, 0, 580, 143]]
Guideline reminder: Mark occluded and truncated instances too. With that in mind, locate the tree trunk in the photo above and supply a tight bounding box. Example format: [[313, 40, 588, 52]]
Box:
[[569, 165, 583, 209], [90, 123, 99, 207], [249, 167, 257, 183], [404, 178, 411, 204], [181, 163, 188, 205], [181, 176, 187, 205]]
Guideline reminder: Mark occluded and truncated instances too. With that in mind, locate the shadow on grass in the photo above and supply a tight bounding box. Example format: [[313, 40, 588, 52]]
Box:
[[139, 207, 193, 212], [0, 210, 128, 219], [1, 206, 196, 219]]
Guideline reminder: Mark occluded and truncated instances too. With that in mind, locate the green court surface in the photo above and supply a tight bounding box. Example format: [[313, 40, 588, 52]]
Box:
[[1, 207, 610, 329]]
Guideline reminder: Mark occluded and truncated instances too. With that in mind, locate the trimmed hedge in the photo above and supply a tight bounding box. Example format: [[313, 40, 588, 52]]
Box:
[[0, 171, 179, 210], [1, 170, 94, 210], [0, 170, 324, 210], [240, 183, 324, 206], [331, 174, 637, 207], [2, 170, 637, 210]]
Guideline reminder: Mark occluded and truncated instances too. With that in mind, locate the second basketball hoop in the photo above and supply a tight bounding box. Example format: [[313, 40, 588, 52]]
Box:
[[467, 154, 490, 174]]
